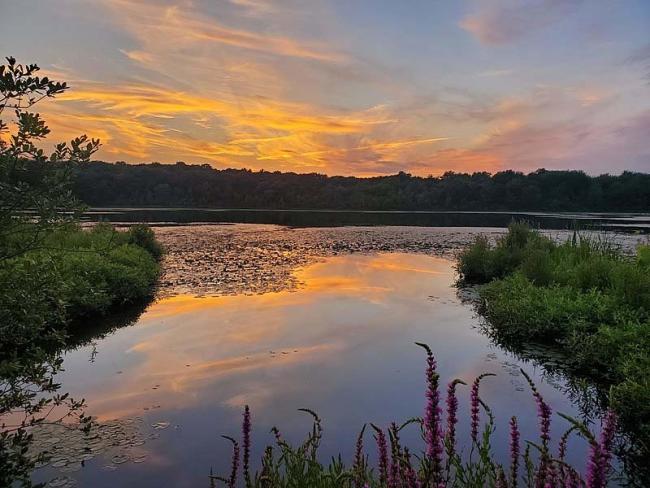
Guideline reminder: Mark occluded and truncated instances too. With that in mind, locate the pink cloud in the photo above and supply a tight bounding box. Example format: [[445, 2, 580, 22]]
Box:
[[461, 0, 583, 45]]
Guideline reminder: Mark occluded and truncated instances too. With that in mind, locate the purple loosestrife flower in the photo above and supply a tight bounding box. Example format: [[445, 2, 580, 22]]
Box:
[[372, 424, 389, 485], [416, 342, 443, 482], [445, 380, 464, 457], [566, 469, 582, 488], [403, 447, 419, 488], [510, 416, 520, 487], [389, 422, 402, 488], [558, 426, 576, 485], [586, 409, 617, 488], [222, 435, 240, 488], [242, 405, 251, 487], [520, 370, 552, 449], [599, 410, 617, 476], [354, 424, 366, 488], [520, 369, 553, 487], [470, 377, 481, 444], [535, 393, 552, 449], [534, 392, 553, 488]]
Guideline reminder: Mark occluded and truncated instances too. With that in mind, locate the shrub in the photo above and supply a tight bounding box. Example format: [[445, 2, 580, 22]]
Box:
[[520, 247, 554, 285], [481, 274, 620, 343], [1, 225, 161, 344], [637, 245, 650, 268], [128, 224, 164, 260], [456, 235, 494, 283], [610, 262, 650, 311]]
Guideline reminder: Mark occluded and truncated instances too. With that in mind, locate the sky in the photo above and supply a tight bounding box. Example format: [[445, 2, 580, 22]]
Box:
[[1, 0, 649, 176]]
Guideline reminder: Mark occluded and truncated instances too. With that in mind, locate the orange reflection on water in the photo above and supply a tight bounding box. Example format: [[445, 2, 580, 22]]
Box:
[[63, 253, 457, 421]]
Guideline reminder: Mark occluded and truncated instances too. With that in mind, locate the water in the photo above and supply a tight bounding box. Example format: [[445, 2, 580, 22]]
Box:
[[83, 208, 650, 233], [29, 224, 617, 487]]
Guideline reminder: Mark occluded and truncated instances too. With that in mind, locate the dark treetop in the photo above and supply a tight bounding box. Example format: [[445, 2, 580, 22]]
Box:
[[69, 161, 649, 212]]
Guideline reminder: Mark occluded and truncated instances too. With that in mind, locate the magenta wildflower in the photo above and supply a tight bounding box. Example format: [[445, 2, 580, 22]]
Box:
[[558, 426, 576, 485], [565, 468, 583, 488], [470, 377, 481, 443], [372, 424, 389, 485], [599, 410, 618, 474], [558, 427, 571, 462], [520, 369, 552, 449], [445, 379, 464, 456], [403, 447, 419, 488], [586, 409, 617, 488], [416, 342, 444, 482], [535, 392, 552, 449], [222, 435, 240, 488], [242, 405, 251, 487], [509, 416, 520, 487], [519, 369, 554, 487], [353, 424, 366, 488], [534, 391, 553, 488], [389, 422, 402, 488]]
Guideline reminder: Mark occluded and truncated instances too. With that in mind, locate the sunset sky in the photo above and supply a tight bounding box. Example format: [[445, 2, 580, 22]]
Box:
[[1, 0, 649, 176]]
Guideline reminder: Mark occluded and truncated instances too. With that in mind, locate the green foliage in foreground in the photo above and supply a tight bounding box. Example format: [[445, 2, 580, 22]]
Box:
[[1, 56, 162, 487], [457, 224, 650, 481]]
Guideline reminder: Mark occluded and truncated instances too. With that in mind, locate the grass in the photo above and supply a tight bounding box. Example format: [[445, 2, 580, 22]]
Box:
[[457, 223, 650, 483], [211, 343, 618, 488]]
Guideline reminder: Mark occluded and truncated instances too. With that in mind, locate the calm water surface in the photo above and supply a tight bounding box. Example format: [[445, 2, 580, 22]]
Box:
[[84, 208, 650, 233], [34, 251, 599, 487]]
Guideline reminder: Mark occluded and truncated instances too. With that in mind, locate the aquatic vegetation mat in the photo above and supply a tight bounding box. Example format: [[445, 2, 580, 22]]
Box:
[[27, 416, 166, 487]]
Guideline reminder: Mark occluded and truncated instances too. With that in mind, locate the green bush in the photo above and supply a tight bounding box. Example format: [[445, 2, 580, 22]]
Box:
[[127, 224, 164, 260], [481, 273, 621, 342], [610, 261, 650, 310], [456, 235, 494, 283], [638, 245, 650, 267], [520, 247, 554, 285], [0, 224, 161, 357]]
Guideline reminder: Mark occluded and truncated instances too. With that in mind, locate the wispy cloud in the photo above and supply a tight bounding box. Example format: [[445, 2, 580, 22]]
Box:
[[103, 0, 347, 63], [461, 0, 584, 45], [625, 43, 650, 82]]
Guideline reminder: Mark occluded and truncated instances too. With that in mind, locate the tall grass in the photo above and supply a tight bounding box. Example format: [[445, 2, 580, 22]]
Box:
[[211, 343, 618, 488]]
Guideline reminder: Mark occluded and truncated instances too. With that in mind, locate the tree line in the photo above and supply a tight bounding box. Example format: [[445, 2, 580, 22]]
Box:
[[66, 161, 650, 211]]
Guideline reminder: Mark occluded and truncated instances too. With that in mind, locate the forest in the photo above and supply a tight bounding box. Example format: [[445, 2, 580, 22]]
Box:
[[67, 161, 650, 211]]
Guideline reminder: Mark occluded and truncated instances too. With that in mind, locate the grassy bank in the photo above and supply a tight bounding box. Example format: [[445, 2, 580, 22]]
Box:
[[1, 223, 161, 356], [457, 224, 650, 480]]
